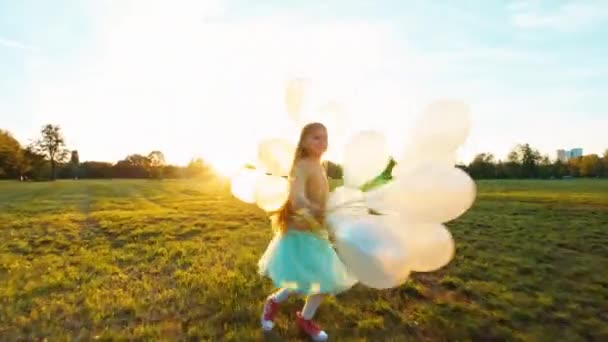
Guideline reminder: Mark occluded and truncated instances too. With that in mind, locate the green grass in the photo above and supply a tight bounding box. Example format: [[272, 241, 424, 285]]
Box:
[[1, 179, 607, 341]]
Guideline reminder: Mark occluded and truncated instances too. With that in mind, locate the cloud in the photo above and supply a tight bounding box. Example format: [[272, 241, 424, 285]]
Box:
[[509, 1, 608, 31], [0, 36, 38, 52]]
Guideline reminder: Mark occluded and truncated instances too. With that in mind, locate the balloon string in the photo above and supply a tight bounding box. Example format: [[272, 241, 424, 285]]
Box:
[[326, 199, 367, 213]]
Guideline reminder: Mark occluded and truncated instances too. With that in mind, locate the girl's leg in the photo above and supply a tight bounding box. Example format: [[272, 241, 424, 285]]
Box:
[[261, 288, 293, 331], [297, 294, 328, 341], [271, 287, 293, 303], [301, 294, 323, 319]]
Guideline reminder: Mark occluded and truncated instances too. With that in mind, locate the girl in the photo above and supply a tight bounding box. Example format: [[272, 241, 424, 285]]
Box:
[[258, 122, 356, 341]]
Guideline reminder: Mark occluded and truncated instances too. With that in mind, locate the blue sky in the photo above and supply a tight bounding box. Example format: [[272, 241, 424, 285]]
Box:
[[1, 0, 606, 169]]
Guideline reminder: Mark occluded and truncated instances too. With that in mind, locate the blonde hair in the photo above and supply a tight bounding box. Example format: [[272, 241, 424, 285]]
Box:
[[272, 122, 326, 234]]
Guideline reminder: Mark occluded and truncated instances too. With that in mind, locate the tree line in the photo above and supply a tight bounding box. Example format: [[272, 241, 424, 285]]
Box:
[[0, 125, 212, 181], [460, 143, 608, 179], [1, 124, 606, 181], [325, 144, 608, 181]]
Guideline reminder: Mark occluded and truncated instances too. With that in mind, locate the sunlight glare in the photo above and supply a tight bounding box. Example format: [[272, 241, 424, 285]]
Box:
[[25, 1, 424, 169]]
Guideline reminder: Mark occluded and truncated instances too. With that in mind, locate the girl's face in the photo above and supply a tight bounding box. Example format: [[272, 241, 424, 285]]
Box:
[[303, 126, 328, 158]]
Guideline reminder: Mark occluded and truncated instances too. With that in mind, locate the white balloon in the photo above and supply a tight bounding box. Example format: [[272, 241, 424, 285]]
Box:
[[364, 181, 401, 215], [397, 151, 458, 173], [366, 163, 476, 223], [343, 130, 390, 189], [286, 78, 349, 151], [254, 175, 289, 212], [326, 186, 365, 213], [285, 78, 308, 122], [313, 100, 348, 138], [257, 138, 295, 177], [396, 223, 455, 272], [402, 100, 471, 164], [297, 100, 348, 150], [391, 152, 456, 178], [230, 168, 260, 204], [327, 214, 411, 289]]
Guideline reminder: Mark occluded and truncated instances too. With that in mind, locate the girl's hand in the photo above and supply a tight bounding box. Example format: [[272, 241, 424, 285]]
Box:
[[309, 202, 324, 217], [294, 208, 323, 231]]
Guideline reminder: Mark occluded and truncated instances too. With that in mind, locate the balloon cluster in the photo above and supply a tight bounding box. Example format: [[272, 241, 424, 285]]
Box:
[[230, 138, 294, 213], [230, 79, 477, 290], [325, 100, 476, 289]]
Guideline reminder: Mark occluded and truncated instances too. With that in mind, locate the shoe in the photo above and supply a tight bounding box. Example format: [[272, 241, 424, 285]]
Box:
[[296, 311, 328, 341], [261, 297, 279, 331]]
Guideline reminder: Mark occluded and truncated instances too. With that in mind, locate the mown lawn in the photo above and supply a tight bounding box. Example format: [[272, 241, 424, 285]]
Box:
[[0, 179, 607, 341]]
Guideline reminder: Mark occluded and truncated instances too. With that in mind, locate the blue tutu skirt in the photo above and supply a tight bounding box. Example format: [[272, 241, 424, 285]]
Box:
[[258, 228, 357, 295]]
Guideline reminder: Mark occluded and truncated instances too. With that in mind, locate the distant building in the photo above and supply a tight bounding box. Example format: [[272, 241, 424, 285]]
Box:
[[556, 148, 583, 162], [557, 149, 567, 162], [570, 148, 583, 158]]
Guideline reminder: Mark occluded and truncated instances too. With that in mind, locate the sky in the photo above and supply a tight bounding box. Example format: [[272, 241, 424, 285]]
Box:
[[1, 0, 607, 174]]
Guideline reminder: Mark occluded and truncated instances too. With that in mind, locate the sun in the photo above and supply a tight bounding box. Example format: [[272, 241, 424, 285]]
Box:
[[209, 158, 246, 178], [203, 144, 255, 178]]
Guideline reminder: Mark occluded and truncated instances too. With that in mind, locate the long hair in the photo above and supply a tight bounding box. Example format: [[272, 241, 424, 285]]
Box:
[[272, 122, 326, 234]]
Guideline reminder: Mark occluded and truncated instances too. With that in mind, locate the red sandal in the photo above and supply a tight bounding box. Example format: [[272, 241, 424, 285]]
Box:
[[261, 297, 280, 331], [296, 311, 328, 341]]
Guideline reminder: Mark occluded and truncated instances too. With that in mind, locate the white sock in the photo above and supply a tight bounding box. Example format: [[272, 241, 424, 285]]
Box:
[[272, 288, 292, 303], [302, 294, 323, 320]]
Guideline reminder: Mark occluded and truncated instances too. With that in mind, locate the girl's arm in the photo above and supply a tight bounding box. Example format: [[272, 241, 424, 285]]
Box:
[[289, 162, 323, 217]]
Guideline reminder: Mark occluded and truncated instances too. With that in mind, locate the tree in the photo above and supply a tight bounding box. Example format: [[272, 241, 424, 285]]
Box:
[[113, 154, 150, 178], [495, 160, 507, 178], [70, 150, 80, 179], [185, 158, 210, 178], [552, 159, 568, 179], [0, 129, 24, 179], [567, 157, 582, 177], [70, 150, 79, 164], [31, 124, 69, 180], [502, 144, 542, 178], [81, 161, 114, 178], [580, 154, 602, 177], [147, 150, 166, 179], [603, 149, 608, 177], [519, 143, 541, 178], [22, 146, 47, 180], [507, 149, 521, 164], [324, 160, 343, 179], [538, 155, 552, 179], [467, 153, 496, 179], [503, 160, 521, 179], [504, 147, 523, 178], [163, 165, 183, 178]]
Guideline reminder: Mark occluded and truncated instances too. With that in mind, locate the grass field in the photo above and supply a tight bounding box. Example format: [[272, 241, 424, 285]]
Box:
[[1, 178, 607, 341]]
